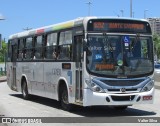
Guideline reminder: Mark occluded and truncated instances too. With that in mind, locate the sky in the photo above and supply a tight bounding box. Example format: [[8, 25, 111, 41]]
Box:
[[0, 0, 160, 40]]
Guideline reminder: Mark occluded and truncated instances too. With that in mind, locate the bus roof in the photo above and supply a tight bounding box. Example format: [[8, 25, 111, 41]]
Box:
[[9, 16, 149, 39]]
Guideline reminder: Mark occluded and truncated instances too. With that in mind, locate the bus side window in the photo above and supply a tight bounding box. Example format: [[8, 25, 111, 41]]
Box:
[[25, 37, 33, 60], [11, 39, 18, 62], [58, 30, 72, 60], [22, 39, 26, 59], [7, 40, 12, 62], [34, 36, 43, 60], [17, 39, 24, 61], [45, 33, 57, 60]]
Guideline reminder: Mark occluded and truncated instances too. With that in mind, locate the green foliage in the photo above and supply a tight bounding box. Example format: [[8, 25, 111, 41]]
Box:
[[153, 34, 160, 59], [0, 41, 7, 62]]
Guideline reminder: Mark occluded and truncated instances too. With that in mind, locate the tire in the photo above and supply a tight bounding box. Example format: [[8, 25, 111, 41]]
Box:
[[114, 106, 128, 110], [22, 80, 30, 100], [60, 87, 72, 111]]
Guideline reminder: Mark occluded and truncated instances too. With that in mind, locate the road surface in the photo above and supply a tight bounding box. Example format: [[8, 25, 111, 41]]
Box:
[[0, 82, 159, 126]]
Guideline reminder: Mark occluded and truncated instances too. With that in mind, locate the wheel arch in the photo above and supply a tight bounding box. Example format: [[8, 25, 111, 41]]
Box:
[[57, 77, 69, 101], [21, 74, 30, 93]]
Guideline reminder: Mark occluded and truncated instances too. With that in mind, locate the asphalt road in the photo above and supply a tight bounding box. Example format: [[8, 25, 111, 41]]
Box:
[[0, 82, 160, 126]]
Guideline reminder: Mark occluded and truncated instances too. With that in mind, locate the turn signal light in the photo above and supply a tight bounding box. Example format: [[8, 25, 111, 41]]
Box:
[[143, 96, 152, 101]]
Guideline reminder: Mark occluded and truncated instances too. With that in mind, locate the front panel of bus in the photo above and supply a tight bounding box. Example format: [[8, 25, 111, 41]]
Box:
[[83, 19, 154, 106]]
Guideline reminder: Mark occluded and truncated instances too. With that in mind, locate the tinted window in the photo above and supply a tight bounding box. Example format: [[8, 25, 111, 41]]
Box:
[[58, 30, 72, 60], [36, 36, 43, 47], [17, 39, 24, 61], [24, 37, 33, 60], [45, 33, 57, 60], [59, 31, 72, 45], [7, 40, 12, 61], [33, 36, 43, 60], [26, 37, 33, 48], [47, 33, 57, 46]]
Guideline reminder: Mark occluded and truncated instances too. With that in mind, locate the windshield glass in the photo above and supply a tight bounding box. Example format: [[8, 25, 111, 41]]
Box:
[[86, 34, 154, 78]]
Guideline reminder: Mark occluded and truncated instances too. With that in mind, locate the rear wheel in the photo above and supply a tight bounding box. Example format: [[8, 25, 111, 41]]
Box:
[[60, 87, 72, 111], [22, 80, 30, 100]]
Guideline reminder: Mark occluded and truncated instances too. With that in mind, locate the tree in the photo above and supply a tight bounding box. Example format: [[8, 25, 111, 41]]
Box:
[[0, 41, 7, 62], [153, 34, 160, 60]]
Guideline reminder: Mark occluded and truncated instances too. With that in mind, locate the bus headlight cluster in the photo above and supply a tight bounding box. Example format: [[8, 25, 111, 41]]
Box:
[[85, 79, 105, 93], [141, 80, 154, 92]]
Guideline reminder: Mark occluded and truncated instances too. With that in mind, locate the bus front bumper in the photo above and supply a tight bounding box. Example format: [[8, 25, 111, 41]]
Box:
[[83, 88, 154, 106]]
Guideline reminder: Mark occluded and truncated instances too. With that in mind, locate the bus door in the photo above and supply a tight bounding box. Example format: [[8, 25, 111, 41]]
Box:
[[11, 44, 17, 91], [74, 36, 83, 103]]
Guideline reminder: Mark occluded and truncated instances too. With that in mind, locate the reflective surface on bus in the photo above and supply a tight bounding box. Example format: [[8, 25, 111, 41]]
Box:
[[86, 34, 154, 77]]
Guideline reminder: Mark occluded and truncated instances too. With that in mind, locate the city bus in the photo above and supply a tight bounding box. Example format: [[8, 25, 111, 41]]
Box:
[[7, 17, 154, 111]]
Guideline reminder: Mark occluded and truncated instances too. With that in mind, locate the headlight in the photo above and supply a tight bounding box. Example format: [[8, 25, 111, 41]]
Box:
[[85, 79, 105, 93], [141, 80, 154, 92]]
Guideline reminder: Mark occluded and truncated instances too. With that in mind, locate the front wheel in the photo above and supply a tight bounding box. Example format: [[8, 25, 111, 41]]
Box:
[[22, 80, 30, 100], [60, 87, 73, 111]]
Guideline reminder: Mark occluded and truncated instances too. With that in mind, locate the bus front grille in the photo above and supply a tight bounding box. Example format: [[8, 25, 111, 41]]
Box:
[[111, 95, 135, 101], [108, 88, 138, 92]]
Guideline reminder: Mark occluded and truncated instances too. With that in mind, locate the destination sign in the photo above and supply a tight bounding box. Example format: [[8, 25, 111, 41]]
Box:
[[88, 19, 151, 33], [108, 23, 144, 30]]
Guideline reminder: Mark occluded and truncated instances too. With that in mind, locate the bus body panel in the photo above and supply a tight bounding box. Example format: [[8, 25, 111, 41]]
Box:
[[31, 62, 45, 96], [7, 62, 13, 89], [83, 87, 154, 106], [43, 62, 76, 103], [7, 61, 76, 103]]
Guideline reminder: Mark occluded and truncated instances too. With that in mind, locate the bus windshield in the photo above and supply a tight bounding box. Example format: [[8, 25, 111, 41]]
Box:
[[86, 34, 154, 78]]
